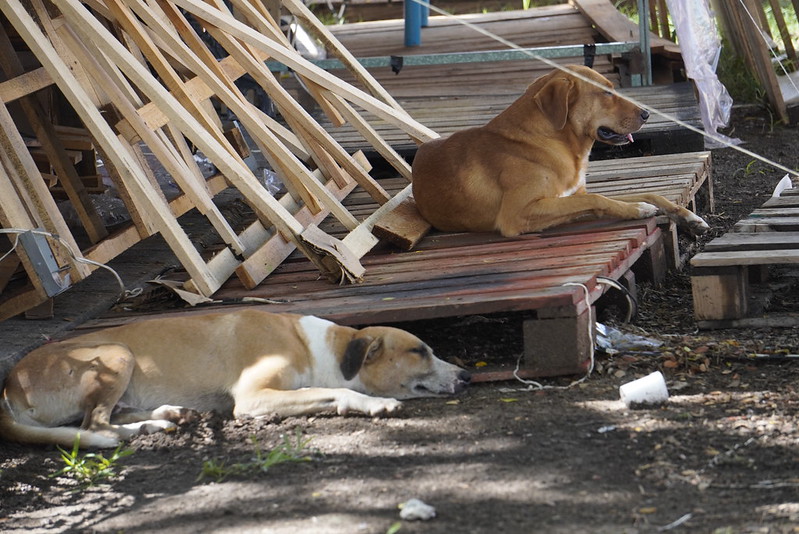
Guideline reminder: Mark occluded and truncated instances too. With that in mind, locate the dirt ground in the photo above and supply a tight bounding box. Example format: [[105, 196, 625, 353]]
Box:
[[2, 104, 799, 533]]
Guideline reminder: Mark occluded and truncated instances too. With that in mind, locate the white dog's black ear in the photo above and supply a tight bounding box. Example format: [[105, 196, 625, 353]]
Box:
[[534, 76, 572, 130], [341, 337, 383, 380]]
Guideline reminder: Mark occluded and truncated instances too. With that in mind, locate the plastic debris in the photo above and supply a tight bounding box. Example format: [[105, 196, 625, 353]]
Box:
[[399, 498, 436, 521], [596, 323, 663, 355]]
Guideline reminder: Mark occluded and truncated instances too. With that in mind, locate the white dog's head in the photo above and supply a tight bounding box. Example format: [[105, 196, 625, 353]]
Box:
[[340, 326, 471, 400]]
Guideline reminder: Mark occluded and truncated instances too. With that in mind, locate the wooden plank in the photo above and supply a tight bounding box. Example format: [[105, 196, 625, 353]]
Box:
[[193, 5, 393, 205], [280, 0, 407, 114], [0, 164, 54, 320], [0, 95, 90, 280], [372, 198, 431, 250], [691, 267, 749, 321], [319, 84, 703, 156], [702, 231, 799, 252], [734, 217, 799, 232], [691, 250, 799, 267], [5, 0, 226, 295], [714, 0, 788, 124], [0, 67, 53, 103], [570, 0, 681, 57]]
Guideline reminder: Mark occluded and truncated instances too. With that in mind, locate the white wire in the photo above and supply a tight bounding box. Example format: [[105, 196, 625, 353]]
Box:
[[407, 0, 799, 181], [0, 228, 127, 300], [511, 282, 595, 390]]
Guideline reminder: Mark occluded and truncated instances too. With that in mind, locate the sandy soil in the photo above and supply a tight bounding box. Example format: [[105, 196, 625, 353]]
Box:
[[1, 106, 798, 534]]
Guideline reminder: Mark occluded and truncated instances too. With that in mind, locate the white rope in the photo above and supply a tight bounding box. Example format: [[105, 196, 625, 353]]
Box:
[[406, 0, 799, 181], [511, 282, 595, 390]]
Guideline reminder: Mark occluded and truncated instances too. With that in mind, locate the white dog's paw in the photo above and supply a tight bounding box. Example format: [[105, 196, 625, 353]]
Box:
[[634, 202, 659, 218], [152, 404, 198, 424], [336, 393, 402, 416], [366, 397, 403, 416]]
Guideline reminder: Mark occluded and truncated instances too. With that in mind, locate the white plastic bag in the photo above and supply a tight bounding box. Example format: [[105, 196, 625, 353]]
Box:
[[665, 0, 741, 148]]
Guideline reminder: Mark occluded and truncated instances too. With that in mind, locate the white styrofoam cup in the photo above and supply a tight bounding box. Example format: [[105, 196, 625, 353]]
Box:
[[619, 371, 669, 407]]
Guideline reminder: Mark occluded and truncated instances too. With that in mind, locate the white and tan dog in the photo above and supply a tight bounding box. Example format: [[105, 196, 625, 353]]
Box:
[[0, 310, 470, 448]]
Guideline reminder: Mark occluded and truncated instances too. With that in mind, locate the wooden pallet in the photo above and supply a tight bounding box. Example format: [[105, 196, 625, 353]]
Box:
[[318, 82, 704, 159], [78, 149, 712, 379], [372, 151, 712, 267], [691, 188, 799, 328], [80, 215, 664, 380]]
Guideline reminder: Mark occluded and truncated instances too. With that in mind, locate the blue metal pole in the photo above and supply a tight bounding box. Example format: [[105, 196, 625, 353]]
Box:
[[637, 0, 652, 85], [404, 0, 422, 47], [421, 0, 429, 27]]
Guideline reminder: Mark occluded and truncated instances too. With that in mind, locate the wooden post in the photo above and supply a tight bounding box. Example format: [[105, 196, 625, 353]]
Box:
[[523, 306, 595, 377], [691, 266, 749, 321]]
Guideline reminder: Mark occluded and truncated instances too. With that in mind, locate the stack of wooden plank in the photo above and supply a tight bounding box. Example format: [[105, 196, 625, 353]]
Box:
[[0, 0, 438, 320], [326, 4, 617, 98], [318, 82, 705, 158], [691, 185, 799, 328]]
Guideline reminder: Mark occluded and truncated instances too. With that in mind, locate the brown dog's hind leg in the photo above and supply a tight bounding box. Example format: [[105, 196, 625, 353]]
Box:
[[74, 344, 136, 431], [3, 342, 134, 430]]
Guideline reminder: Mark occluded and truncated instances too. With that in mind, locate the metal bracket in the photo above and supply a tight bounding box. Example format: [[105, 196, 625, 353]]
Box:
[[17, 230, 71, 297]]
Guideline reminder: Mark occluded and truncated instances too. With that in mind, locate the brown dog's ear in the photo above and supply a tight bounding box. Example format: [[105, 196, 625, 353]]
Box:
[[534, 76, 573, 130], [340, 336, 383, 380]]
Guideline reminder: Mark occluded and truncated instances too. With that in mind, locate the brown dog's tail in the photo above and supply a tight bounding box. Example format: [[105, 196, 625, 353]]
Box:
[[0, 396, 119, 449]]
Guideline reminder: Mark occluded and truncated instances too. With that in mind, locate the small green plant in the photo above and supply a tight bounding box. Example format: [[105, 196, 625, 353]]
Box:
[[51, 436, 134, 487], [197, 430, 314, 483], [733, 159, 766, 179]]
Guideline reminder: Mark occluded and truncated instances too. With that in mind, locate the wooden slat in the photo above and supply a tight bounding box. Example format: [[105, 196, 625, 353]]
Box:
[[319, 83, 704, 157], [570, 0, 681, 57], [0, 67, 53, 103], [691, 250, 799, 267]]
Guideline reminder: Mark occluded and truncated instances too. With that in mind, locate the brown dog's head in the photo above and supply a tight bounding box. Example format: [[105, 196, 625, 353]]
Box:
[[340, 326, 471, 399], [532, 65, 649, 145]]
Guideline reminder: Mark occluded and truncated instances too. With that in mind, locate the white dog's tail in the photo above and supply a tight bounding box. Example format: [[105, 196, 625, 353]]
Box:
[[0, 398, 119, 449]]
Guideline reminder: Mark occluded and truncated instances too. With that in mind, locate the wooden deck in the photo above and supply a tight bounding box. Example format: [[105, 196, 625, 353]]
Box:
[[691, 187, 799, 328]]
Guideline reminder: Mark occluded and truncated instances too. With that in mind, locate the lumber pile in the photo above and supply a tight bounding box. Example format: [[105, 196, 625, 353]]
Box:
[[0, 0, 436, 321]]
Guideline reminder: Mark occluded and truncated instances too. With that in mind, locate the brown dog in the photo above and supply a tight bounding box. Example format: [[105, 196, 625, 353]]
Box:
[[412, 65, 709, 237], [0, 310, 470, 448]]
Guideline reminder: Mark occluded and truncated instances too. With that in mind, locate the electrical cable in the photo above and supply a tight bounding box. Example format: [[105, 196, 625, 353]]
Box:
[[0, 228, 128, 302]]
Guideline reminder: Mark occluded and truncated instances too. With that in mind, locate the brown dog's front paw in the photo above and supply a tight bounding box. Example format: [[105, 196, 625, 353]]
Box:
[[633, 202, 659, 219], [684, 213, 710, 236]]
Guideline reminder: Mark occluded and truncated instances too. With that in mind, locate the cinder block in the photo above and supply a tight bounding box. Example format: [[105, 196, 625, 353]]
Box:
[[522, 307, 594, 377]]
